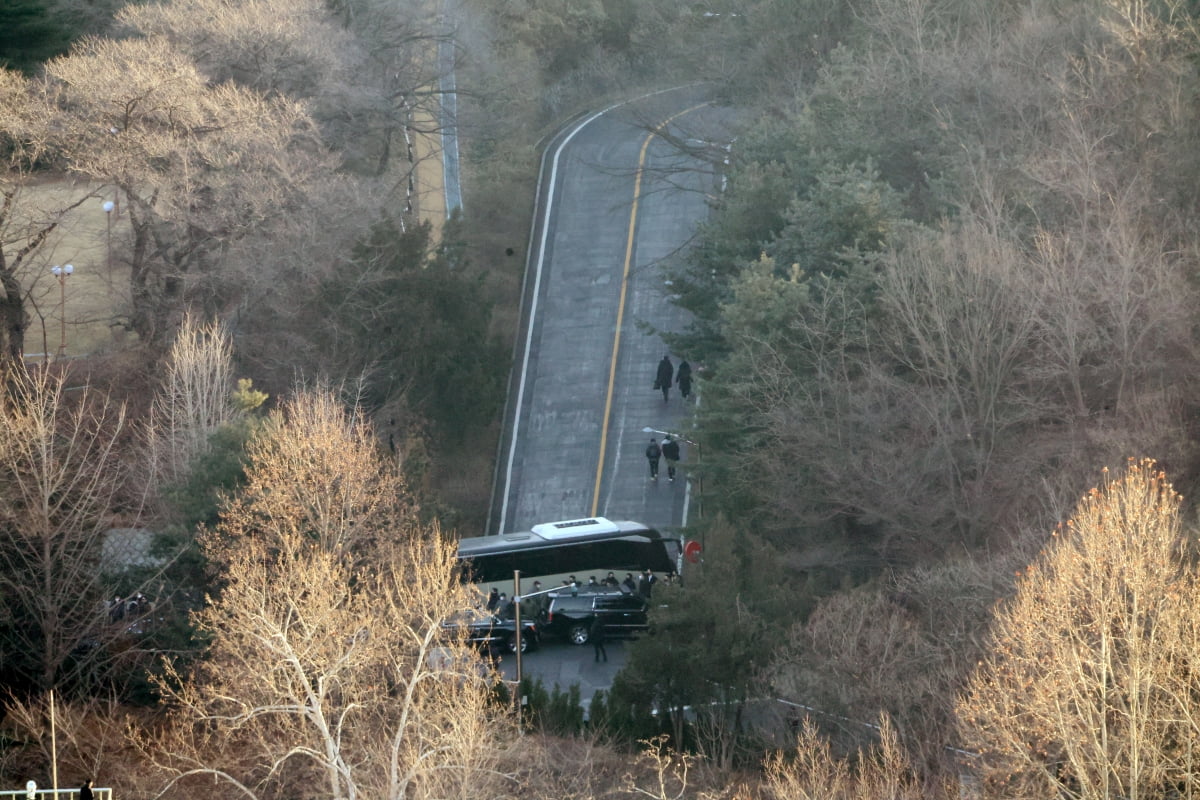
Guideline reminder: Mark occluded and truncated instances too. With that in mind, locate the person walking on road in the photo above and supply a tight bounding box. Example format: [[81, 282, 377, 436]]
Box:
[[676, 359, 693, 399], [661, 434, 681, 482], [79, 780, 94, 800], [655, 355, 674, 402], [590, 616, 608, 663], [645, 438, 661, 480]]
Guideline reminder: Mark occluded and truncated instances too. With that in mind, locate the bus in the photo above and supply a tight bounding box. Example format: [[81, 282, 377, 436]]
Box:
[[456, 517, 682, 584]]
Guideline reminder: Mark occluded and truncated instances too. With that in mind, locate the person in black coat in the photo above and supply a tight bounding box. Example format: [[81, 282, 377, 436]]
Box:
[[526, 580, 547, 622], [661, 434, 681, 482], [639, 569, 657, 599], [590, 616, 608, 662], [655, 355, 674, 402], [676, 360, 692, 399], [79, 780, 94, 800], [645, 438, 661, 480]]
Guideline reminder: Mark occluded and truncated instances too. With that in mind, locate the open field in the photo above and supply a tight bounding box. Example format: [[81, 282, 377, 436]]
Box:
[[17, 179, 131, 364], [17, 126, 450, 364]]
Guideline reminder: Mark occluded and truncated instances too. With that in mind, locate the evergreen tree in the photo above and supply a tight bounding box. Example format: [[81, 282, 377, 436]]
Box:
[[0, 0, 70, 73]]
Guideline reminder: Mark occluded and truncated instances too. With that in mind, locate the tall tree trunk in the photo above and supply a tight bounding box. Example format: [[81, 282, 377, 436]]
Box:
[[0, 268, 26, 367]]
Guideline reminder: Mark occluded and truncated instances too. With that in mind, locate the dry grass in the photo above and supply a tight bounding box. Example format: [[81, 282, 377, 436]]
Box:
[[17, 114, 450, 363], [499, 731, 752, 800], [410, 107, 446, 243], [17, 178, 131, 363]]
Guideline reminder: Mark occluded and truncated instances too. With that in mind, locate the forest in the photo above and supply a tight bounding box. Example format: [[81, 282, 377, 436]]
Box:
[[2, 0, 1200, 798]]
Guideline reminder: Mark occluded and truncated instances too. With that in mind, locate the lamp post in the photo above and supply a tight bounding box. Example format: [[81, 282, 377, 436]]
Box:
[[512, 578, 560, 710], [102, 200, 114, 270], [641, 426, 698, 449], [512, 569, 522, 694], [50, 264, 73, 358]]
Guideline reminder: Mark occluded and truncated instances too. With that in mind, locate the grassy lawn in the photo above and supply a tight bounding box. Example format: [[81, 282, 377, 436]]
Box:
[[19, 179, 131, 363], [17, 125, 454, 363]]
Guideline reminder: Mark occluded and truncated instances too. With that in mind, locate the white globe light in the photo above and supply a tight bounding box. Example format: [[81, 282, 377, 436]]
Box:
[[102, 200, 114, 213]]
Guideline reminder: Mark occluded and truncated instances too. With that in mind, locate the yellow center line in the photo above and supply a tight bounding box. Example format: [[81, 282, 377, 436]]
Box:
[[591, 103, 709, 516]]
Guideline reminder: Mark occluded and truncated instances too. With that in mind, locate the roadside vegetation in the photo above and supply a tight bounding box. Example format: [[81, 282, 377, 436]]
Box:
[[3, 0, 1200, 798]]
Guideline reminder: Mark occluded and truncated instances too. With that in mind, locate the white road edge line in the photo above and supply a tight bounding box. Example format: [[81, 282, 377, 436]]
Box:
[[498, 86, 697, 534]]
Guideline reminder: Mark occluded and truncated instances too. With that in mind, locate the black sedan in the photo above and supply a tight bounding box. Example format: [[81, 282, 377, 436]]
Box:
[[443, 612, 540, 655]]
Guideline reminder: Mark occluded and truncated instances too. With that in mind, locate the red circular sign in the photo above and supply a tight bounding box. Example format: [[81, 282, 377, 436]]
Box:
[[684, 540, 702, 564]]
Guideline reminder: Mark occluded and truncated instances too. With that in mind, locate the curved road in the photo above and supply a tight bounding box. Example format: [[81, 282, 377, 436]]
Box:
[[489, 87, 729, 537]]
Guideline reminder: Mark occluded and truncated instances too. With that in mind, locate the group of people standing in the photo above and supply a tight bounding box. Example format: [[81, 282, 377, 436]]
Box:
[[647, 353, 692, 483], [485, 587, 515, 618], [109, 592, 150, 622]]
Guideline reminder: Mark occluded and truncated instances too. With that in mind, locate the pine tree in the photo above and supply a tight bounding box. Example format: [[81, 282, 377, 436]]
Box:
[[0, 0, 70, 73]]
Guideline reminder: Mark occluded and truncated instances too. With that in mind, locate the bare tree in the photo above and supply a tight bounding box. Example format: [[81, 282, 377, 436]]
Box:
[[38, 36, 338, 345], [875, 221, 1039, 516], [142, 313, 236, 494], [761, 716, 942, 800], [115, 0, 353, 101], [0, 68, 95, 365], [0, 369, 130, 691], [141, 386, 517, 800], [723, 228, 1039, 555], [119, 0, 454, 182], [957, 458, 1200, 799], [331, 0, 451, 175], [206, 385, 413, 562], [771, 588, 954, 765], [2, 694, 142, 792]]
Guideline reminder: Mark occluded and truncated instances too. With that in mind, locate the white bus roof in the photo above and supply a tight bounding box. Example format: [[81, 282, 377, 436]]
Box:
[[528, 517, 620, 540]]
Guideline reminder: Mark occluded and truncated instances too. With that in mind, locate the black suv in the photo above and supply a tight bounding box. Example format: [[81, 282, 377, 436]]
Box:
[[543, 590, 649, 645], [443, 612, 540, 654]]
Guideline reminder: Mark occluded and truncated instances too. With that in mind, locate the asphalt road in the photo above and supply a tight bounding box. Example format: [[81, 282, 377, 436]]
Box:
[[485, 87, 732, 694], [490, 86, 730, 538], [498, 637, 632, 707]]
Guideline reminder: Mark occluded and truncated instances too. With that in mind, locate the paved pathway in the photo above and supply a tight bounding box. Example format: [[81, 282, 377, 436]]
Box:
[[491, 88, 729, 537], [486, 87, 733, 694], [498, 639, 631, 707]]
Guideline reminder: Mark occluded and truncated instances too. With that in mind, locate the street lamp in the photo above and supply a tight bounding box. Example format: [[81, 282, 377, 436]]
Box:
[[642, 426, 696, 446], [50, 264, 73, 358], [102, 200, 114, 270]]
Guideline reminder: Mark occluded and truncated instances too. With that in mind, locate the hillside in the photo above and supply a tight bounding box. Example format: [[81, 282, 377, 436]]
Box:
[[2, 0, 1200, 797]]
